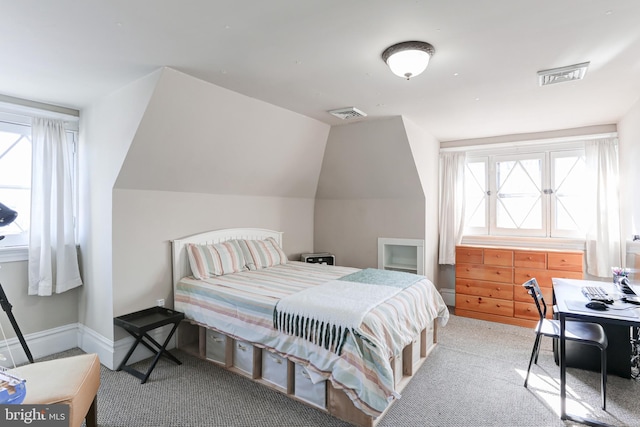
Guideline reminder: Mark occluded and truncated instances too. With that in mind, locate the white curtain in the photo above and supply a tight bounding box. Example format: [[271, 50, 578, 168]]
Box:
[[29, 118, 82, 295], [439, 152, 466, 264], [585, 138, 622, 277]]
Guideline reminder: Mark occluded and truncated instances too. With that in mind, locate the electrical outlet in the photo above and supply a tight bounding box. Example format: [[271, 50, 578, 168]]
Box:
[[156, 299, 165, 307]]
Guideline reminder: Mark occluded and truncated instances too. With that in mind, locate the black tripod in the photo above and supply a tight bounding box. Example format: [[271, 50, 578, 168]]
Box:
[[0, 282, 33, 363]]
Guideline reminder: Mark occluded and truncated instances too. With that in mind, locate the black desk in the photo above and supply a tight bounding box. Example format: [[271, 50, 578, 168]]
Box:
[[114, 307, 185, 384], [553, 278, 640, 426]]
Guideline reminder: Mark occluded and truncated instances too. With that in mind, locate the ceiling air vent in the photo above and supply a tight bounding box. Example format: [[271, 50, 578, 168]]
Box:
[[328, 107, 367, 120], [538, 62, 590, 86]]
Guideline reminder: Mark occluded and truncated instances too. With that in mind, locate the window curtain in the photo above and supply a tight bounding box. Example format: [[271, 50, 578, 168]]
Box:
[[28, 118, 82, 295], [585, 138, 622, 277], [439, 152, 466, 264]]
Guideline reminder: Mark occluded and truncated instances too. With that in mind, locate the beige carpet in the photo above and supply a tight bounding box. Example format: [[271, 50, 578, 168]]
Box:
[[41, 314, 640, 426]]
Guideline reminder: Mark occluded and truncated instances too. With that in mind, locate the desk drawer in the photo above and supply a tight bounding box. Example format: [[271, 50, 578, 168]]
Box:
[[455, 295, 513, 316]]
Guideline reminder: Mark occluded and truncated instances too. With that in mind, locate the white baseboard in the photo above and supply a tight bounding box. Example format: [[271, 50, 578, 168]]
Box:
[[0, 323, 78, 367], [440, 287, 455, 306], [1, 323, 176, 371]]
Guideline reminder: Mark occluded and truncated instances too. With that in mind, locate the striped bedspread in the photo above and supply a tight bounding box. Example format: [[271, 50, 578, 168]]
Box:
[[174, 261, 449, 418]]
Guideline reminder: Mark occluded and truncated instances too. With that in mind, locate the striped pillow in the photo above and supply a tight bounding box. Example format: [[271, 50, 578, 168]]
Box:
[[238, 237, 288, 270], [186, 240, 248, 279]]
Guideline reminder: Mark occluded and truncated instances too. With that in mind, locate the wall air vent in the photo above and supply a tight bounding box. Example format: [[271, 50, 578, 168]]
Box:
[[328, 107, 367, 120], [538, 62, 590, 86]]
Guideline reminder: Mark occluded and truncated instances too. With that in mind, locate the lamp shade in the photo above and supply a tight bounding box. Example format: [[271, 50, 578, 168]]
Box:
[[382, 41, 435, 80], [0, 202, 17, 227]]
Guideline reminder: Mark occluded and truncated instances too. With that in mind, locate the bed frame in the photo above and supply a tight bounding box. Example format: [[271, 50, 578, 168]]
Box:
[[171, 228, 438, 427]]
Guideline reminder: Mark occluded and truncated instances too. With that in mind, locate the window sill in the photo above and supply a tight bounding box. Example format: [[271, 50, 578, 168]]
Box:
[[460, 235, 586, 251], [0, 246, 28, 262]]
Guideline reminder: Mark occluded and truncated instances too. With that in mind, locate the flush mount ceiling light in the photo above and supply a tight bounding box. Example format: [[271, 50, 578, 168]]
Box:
[[537, 62, 590, 86], [382, 41, 435, 80]]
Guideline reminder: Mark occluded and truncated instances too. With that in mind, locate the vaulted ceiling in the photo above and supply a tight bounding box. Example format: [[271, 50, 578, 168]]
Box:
[[1, 0, 639, 141]]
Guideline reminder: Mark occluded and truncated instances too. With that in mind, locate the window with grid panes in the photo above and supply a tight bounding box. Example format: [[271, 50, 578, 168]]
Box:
[[464, 146, 588, 238], [0, 121, 31, 246], [0, 119, 78, 248]]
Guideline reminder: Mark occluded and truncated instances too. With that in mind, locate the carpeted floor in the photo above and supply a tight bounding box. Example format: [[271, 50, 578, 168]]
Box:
[[48, 314, 640, 426]]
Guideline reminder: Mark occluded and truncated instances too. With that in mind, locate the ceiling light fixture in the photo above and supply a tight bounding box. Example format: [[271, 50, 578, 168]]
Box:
[[382, 41, 435, 80]]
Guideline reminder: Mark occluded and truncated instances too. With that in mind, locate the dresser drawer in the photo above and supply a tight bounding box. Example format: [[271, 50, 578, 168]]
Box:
[[455, 295, 513, 317], [456, 279, 513, 300], [548, 252, 583, 272], [514, 268, 582, 288], [483, 249, 513, 266], [456, 263, 513, 283], [456, 247, 483, 264], [514, 251, 547, 269], [513, 282, 552, 303], [514, 301, 551, 320]]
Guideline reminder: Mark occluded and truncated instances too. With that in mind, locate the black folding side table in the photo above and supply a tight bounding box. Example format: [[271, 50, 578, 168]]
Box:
[[114, 306, 185, 384]]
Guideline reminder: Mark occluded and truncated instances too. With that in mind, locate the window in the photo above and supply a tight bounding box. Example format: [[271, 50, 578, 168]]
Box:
[[0, 121, 31, 246], [464, 145, 588, 239], [0, 117, 78, 248]]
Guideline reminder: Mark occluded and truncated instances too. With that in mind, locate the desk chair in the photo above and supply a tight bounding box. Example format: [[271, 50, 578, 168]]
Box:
[[522, 278, 608, 410]]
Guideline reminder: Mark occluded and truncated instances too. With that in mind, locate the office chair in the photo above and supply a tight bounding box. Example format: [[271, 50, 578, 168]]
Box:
[[522, 278, 608, 410]]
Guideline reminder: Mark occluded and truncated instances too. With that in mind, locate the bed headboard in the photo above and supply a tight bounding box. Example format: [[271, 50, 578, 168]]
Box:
[[171, 228, 284, 287]]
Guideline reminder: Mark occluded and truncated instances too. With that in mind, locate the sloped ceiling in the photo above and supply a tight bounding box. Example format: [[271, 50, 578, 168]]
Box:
[[114, 68, 330, 197]]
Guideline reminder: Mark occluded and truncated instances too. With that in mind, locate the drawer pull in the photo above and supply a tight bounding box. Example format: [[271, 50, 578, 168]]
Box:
[[237, 344, 248, 351], [527, 256, 532, 260], [212, 337, 224, 343], [496, 287, 501, 291], [496, 271, 501, 275], [496, 304, 501, 307]]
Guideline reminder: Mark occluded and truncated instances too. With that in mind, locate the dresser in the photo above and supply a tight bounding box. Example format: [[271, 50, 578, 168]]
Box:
[[455, 245, 584, 328]]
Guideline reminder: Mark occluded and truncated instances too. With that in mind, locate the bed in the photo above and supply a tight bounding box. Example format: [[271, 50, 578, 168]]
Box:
[[172, 228, 449, 426]]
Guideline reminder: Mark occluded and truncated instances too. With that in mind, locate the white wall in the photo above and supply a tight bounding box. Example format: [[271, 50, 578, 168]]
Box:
[[112, 190, 316, 319], [617, 96, 640, 244], [403, 117, 440, 281], [314, 117, 433, 275], [0, 260, 78, 343], [78, 70, 161, 340]]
